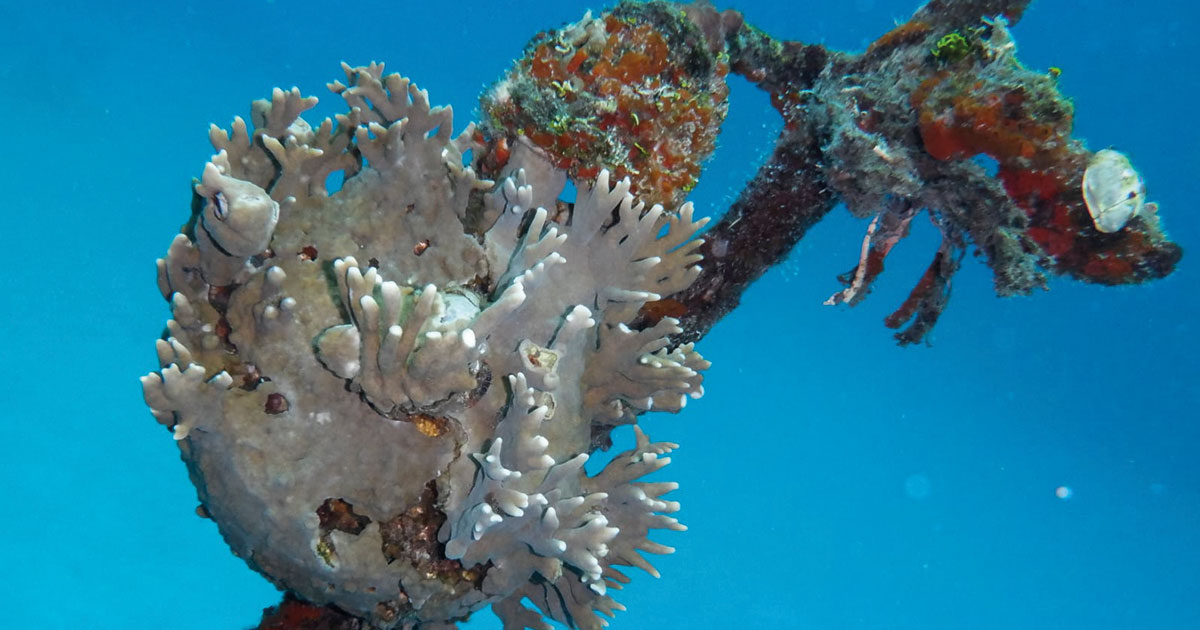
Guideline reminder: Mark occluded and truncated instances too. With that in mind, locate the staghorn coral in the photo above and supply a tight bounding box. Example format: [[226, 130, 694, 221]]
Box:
[[143, 62, 706, 629]]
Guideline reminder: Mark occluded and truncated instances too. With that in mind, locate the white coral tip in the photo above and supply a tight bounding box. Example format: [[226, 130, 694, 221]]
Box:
[[210, 371, 234, 389], [542, 506, 561, 530]]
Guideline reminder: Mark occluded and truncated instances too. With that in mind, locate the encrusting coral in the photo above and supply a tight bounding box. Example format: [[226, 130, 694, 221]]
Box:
[[143, 62, 706, 629], [143, 1, 1183, 628]]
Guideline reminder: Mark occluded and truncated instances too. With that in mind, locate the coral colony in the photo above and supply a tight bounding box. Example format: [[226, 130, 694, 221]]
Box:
[[141, 1, 1180, 628]]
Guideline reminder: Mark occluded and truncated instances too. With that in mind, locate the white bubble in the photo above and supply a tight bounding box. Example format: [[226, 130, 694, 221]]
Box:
[[1055, 486, 1072, 500], [905, 474, 931, 500]]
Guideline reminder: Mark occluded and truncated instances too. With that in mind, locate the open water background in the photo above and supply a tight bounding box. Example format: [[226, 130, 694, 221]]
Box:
[[1, 0, 1196, 627]]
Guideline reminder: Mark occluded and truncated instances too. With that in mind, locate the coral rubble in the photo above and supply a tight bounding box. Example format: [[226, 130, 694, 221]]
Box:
[[143, 1, 1183, 629]]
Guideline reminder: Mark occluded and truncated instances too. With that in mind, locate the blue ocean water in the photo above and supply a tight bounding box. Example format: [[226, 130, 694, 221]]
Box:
[[1, 0, 1195, 627]]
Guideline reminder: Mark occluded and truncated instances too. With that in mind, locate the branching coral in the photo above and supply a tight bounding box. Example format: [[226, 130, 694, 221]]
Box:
[[144, 60, 706, 629]]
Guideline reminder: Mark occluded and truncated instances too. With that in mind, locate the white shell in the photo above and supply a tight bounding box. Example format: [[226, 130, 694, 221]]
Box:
[[1082, 149, 1145, 233]]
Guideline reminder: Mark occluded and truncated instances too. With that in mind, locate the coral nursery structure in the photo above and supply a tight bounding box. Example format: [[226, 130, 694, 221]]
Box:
[[141, 1, 1181, 629]]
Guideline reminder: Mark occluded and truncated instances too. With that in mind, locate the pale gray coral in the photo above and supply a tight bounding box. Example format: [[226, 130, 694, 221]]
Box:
[[155, 233, 205, 302], [143, 64, 707, 630], [140, 337, 232, 440], [208, 86, 321, 191], [315, 257, 483, 412], [445, 374, 619, 599], [488, 427, 683, 630]]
